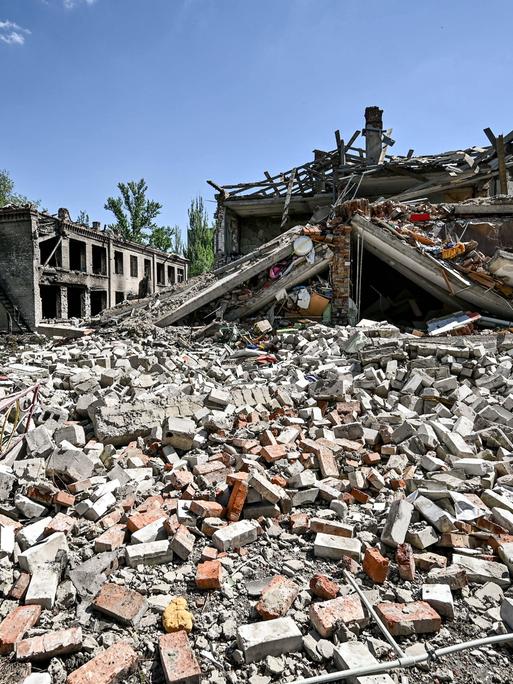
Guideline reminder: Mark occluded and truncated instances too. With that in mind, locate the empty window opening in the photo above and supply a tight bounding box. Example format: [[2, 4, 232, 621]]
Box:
[[177, 268, 184, 283], [167, 266, 176, 285], [114, 251, 124, 275], [115, 291, 125, 304], [157, 262, 165, 285], [39, 237, 62, 268], [92, 245, 107, 275], [67, 287, 84, 318], [90, 290, 107, 316], [144, 259, 152, 279], [69, 239, 87, 272], [40, 285, 60, 319], [130, 255, 138, 277]]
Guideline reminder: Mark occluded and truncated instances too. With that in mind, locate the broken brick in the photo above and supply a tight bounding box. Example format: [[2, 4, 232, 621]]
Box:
[[375, 601, 441, 636], [92, 583, 147, 626], [309, 574, 339, 600], [256, 575, 299, 620], [363, 547, 390, 584], [195, 560, 224, 589], [159, 630, 201, 684], [67, 640, 138, 684], [0, 605, 41, 655]]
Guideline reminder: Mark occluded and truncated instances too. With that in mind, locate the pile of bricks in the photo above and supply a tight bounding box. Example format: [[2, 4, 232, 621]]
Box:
[[1, 320, 513, 683]]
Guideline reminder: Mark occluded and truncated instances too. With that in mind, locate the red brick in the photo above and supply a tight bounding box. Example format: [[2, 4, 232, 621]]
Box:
[[44, 512, 75, 536], [159, 630, 201, 684], [53, 491, 75, 507], [350, 488, 370, 504], [16, 626, 82, 661], [363, 547, 389, 584], [260, 444, 287, 463], [95, 525, 126, 552], [25, 485, 54, 506], [390, 479, 406, 491], [67, 640, 138, 684], [126, 508, 164, 533], [309, 595, 367, 638], [68, 478, 92, 494], [341, 556, 360, 574], [271, 475, 287, 488], [226, 480, 248, 522], [119, 494, 137, 511], [200, 546, 217, 562], [0, 514, 22, 532], [168, 470, 194, 490], [190, 500, 224, 518], [195, 560, 224, 590], [256, 576, 299, 620], [8, 572, 30, 601], [0, 605, 41, 654], [226, 472, 249, 486], [414, 552, 447, 572], [309, 574, 339, 600], [201, 517, 226, 537], [290, 513, 309, 534], [92, 583, 147, 626], [260, 430, 277, 447], [375, 601, 441, 636], [99, 507, 124, 530], [363, 452, 381, 466], [396, 543, 416, 581]]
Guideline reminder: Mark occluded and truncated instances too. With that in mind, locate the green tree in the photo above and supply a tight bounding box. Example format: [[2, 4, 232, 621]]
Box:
[[104, 178, 162, 243], [147, 226, 174, 252], [76, 210, 90, 226], [172, 226, 185, 256], [0, 169, 38, 208], [186, 196, 214, 276]]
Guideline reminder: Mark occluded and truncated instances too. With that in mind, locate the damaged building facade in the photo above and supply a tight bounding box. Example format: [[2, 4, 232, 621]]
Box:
[[0, 206, 188, 333], [209, 107, 513, 327]]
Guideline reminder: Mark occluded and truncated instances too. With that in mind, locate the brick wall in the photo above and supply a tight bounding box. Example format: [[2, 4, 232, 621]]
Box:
[[330, 225, 351, 323]]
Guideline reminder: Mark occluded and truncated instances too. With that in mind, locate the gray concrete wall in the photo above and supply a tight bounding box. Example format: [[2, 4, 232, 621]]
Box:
[[0, 209, 38, 330]]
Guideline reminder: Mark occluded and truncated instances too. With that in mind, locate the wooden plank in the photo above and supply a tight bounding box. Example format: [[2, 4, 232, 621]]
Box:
[[280, 168, 297, 229], [225, 246, 333, 320], [483, 127, 497, 147], [497, 134, 508, 194], [155, 228, 301, 327]]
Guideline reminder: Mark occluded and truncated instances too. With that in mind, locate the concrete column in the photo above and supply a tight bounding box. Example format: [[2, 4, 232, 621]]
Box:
[[61, 238, 70, 271], [364, 106, 383, 165], [82, 288, 91, 319], [59, 287, 68, 319]]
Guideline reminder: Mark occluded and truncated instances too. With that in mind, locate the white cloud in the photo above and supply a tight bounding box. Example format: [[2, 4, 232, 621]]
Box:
[[0, 20, 31, 46], [63, 0, 97, 8]]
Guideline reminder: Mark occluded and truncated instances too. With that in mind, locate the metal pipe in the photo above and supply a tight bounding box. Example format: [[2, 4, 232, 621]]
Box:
[[288, 633, 513, 684], [342, 570, 404, 658]]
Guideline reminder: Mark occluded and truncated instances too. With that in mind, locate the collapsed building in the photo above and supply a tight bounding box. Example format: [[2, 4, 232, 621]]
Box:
[[0, 206, 188, 334], [195, 107, 513, 331]]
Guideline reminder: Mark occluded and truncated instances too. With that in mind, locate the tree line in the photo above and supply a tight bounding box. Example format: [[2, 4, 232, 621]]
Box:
[[0, 170, 215, 278]]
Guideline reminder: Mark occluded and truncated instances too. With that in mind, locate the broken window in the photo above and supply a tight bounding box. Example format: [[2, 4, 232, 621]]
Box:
[[144, 259, 152, 279], [114, 251, 124, 275], [67, 287, 84, 318], [92, 245, 107, 275], [40, 285, 60, 319], [90, 290, 107, 316], [69, 239, 86, 272], [177, 268, 184, 283], [157, 262, 165, 285], [39, 237, 62, 268], [115, 291, 125, 304], [168, 265, 175, 285], [130, 255, 138, 278]]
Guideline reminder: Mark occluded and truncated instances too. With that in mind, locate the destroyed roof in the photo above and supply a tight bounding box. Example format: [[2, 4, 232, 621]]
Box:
[[209, 125, 513, 203]]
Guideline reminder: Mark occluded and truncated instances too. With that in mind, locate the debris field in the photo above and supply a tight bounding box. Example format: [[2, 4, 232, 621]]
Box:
[[1, 318, 513, 684]]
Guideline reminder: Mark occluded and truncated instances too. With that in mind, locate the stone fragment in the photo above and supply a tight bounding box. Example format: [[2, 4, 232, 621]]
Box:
[[212, 519, 260, 551], [380, 499, 413, 548], [422, 584, 454, 619], [125, 540, 172, 567], [333, 641, 394, 684], [452, 554, 510, 587], [313, 533, 361, 560], [237, 617, 302, 663]]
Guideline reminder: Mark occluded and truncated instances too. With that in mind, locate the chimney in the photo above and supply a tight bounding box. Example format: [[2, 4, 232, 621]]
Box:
[[92, 221, 101, 231], [364, 106, 383, 165]]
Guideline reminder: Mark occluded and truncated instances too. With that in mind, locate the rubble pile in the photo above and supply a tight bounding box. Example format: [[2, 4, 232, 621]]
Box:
[[1, 321, 513, 683]]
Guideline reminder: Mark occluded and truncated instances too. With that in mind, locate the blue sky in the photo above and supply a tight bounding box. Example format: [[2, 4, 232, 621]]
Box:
[[1, 0, 513, 234]]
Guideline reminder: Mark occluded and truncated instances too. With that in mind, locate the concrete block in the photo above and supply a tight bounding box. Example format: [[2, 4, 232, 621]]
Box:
[[237, 617, 302, 663]]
